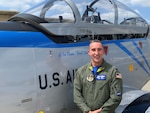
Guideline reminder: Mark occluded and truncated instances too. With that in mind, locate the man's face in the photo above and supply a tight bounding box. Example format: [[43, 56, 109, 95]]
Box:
[[88, 42, 104, 65]]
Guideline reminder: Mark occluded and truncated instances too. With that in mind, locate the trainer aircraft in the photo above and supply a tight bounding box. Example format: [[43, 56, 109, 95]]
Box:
[[0, 0, 150, 113]]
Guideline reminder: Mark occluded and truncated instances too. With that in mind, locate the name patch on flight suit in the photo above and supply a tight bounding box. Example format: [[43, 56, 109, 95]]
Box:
[[96, 74, 106, 80]]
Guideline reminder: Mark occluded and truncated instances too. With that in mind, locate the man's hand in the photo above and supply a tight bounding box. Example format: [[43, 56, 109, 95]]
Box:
[[88, 108, 102, 113]]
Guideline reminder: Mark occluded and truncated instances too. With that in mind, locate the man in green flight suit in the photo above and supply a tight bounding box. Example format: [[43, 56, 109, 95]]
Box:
[[74, 40, 123, 113]]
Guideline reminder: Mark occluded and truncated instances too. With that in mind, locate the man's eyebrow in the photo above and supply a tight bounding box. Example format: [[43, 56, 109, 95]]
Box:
[[91, 48, 96, 50]]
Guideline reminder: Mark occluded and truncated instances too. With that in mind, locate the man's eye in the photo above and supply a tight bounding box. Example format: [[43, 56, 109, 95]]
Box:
[[92, 49, 96, 51], [98, 48, 102, 51]]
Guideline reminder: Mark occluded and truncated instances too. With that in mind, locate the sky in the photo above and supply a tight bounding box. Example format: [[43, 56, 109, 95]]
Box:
[[0, 0, 150, 23]]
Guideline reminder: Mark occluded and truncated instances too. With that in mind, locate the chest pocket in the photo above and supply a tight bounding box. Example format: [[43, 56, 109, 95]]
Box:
[[85, 73, 111, 90], [95, 73, 112, 90]]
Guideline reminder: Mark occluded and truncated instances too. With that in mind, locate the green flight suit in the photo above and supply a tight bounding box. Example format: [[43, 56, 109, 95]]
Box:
[[74, 59, 123, 113]]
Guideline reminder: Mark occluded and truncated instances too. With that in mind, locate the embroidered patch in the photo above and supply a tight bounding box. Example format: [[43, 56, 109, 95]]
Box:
[[116, 73, 122, 79], [96, 74, 106, 80], [87, 74, 94, 82], [116, 92, 122, 96]]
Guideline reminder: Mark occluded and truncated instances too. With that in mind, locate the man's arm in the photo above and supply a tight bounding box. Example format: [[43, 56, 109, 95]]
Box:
[[74, 71, 91, 113], [101, 68, 123, 112]]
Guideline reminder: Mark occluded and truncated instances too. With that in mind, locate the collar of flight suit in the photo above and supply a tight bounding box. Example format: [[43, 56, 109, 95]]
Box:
[[88, 59, 106, 73]]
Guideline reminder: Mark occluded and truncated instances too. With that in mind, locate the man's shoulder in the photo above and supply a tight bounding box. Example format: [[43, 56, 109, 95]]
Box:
[[103, 60, 119, 71], [77, 62, 90, 72], [103, 60, 113, 68]]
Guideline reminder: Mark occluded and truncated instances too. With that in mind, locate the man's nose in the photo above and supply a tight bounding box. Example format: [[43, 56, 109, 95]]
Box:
[[95, 50, 99, 54]]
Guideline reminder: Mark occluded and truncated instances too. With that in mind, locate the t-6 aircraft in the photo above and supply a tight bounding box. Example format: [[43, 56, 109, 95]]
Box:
[[0, 0, 150, 113]]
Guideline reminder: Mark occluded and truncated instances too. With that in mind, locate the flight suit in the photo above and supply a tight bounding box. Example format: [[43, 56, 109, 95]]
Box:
[[74, 59, 123, 113]]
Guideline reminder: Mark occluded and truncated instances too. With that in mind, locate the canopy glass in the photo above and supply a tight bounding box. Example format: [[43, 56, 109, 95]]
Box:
[[22, 0, 148, 26]]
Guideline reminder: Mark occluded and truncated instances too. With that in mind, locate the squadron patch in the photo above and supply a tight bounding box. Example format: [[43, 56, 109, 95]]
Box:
[[87, 74, 94, 82]]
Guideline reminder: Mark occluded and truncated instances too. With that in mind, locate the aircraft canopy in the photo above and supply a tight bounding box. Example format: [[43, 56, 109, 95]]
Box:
[[22, 0, 148, 26]]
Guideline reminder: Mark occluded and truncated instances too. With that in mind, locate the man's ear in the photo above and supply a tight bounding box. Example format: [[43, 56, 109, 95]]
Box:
[[88, 50, 90, 56]]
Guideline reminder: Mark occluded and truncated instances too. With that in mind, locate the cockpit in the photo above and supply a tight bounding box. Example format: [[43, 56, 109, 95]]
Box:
[[21, 0, 147, 26], [9, 0, 149, 43]]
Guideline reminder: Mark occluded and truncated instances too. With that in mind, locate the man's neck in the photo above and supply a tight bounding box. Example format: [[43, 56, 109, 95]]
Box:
[[91, 59, 103, 67]]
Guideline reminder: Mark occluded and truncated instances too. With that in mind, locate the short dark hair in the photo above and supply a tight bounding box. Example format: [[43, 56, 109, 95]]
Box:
[[90, 39, 101, 43], [89, 40, 104, 49]]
